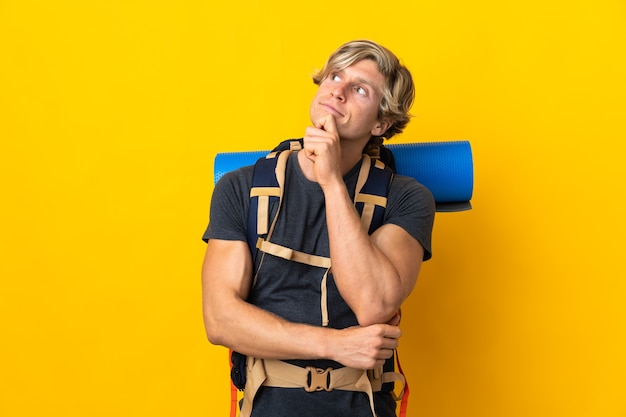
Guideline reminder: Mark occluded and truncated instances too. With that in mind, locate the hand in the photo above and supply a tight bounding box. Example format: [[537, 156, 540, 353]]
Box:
[[331, 324, 401, 370], [303, 115, 342, 187]]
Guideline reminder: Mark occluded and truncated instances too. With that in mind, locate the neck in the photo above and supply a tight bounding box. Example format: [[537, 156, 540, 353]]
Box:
[[339, 140, 367, 173]]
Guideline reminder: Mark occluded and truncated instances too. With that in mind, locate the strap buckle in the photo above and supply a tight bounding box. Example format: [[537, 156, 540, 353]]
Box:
[[305, 366, 333, 392]]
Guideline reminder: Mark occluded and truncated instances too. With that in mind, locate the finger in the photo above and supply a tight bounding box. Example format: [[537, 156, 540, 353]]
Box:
[[378, 348, 396, 360], [382, 337, 399, 351], [382, 324, 402, 339], [316, 114, 337, 135], [304, 126, 325, 140], [314, 114, 329, 129]]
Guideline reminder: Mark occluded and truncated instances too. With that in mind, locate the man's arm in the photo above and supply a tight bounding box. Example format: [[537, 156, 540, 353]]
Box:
[[201, 238, 402, 369], [325, 189, 424, 326], [301, 115, 426, 326]]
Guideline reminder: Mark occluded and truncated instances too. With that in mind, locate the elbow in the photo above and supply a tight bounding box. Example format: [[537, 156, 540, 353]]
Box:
[[355, 316, 379, 327], [353, 304, 399, 327], [203, 310, 230, 347], [355, 315, 391, 328], [205, 325, 223, 346], [202, 288, 250, 349], [351, 288, 406, 326], [203, 323, 221, 346], [206, 332, 226, 347]]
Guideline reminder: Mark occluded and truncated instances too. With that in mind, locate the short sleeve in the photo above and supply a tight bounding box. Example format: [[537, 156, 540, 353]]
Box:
[[202, 166, 254, 243], [384, 175, 436, 261]]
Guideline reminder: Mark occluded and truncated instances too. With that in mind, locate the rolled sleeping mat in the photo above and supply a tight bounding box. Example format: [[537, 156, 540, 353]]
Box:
[[214, 140, 473, 212], [386, 141, 473, 212]]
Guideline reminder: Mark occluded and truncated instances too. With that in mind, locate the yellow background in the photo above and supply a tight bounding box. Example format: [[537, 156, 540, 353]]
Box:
[[1, 0, 625, 416]]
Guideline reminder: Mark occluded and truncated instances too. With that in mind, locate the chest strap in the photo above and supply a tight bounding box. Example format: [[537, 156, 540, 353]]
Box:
[[255, 237, 332, 327], [255, 238, 331, 269], [240, 356, 405, 417]]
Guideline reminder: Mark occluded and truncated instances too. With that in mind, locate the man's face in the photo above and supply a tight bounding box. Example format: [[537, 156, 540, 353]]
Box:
[[310, 59, 389, 143]]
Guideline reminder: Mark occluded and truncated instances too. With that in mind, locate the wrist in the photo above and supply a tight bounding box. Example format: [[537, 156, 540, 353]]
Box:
[[320, 179, 348, 200], [314, 326, 338, 361]]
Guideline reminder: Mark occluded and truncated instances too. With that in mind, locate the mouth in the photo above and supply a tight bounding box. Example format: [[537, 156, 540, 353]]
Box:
[[320, 103, 344, 117]]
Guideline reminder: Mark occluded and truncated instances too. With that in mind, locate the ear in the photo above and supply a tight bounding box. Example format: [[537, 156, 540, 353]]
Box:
[[371, 118, 392, 137]]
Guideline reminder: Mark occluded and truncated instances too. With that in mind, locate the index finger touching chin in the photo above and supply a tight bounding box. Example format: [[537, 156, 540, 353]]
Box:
[[316, 114, 337, 134]]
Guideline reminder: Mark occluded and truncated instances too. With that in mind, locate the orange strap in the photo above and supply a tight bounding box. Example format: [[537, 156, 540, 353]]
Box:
[[396, 350, 410, 417], [229, 350, 238, 417]]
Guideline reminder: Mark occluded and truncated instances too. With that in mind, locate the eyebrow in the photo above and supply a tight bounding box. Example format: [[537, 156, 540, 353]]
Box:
[[334, 69, 379, 91], [356, 77, 376, 89]]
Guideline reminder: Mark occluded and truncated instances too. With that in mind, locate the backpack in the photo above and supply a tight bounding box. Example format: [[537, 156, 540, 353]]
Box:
[[230, 139, 409, 417]]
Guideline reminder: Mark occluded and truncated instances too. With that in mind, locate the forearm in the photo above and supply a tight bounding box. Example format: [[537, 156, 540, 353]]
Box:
[[204, 294, 400, 370], [202, 239, 330, 360], [203, 291, 330, 360]]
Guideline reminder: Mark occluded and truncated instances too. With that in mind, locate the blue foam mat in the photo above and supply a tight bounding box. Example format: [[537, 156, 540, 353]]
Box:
[[214, 140, 473, 211]]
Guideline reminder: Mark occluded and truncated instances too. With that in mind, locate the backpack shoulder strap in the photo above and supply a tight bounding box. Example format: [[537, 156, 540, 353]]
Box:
[[354, 154, 394, 234], [248, 146, 393, 252], [272, 138, 304, 153], [246, 145, 296, 253]]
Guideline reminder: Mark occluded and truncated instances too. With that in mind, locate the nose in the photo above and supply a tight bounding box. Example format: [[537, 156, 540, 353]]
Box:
[[330, 83, 346, 102]]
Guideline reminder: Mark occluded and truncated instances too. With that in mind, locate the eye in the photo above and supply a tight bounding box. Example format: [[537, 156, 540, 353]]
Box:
[[331, 73, 341, 82], [354, 85, 368, 97]]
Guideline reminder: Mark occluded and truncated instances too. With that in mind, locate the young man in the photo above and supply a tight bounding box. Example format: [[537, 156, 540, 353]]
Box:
[[202, 40, 435, 417]]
